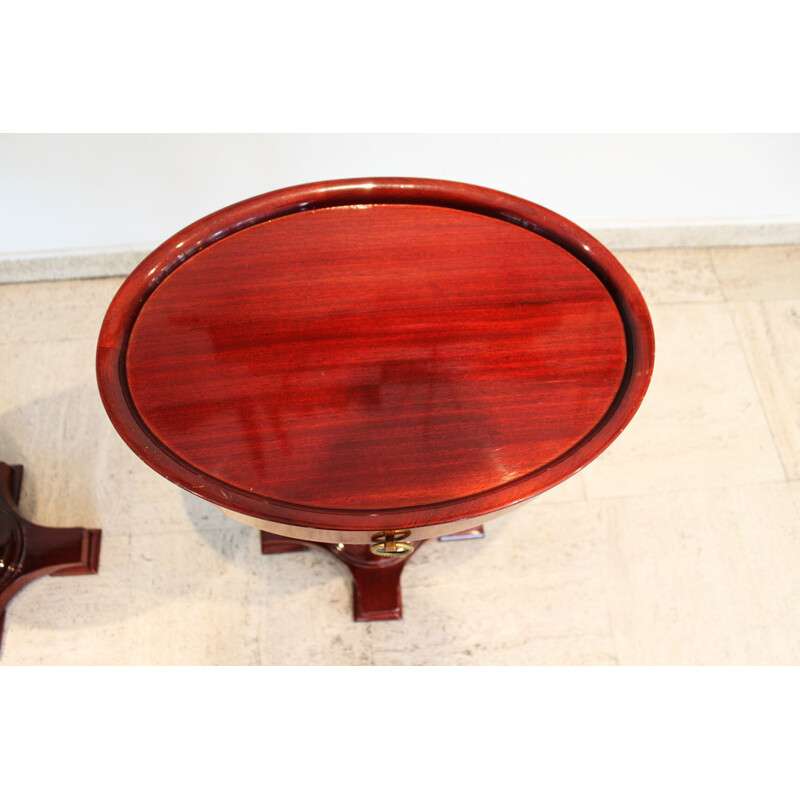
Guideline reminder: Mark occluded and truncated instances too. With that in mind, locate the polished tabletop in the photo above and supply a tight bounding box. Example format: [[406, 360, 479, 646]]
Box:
[[97, 178, 654, 532]]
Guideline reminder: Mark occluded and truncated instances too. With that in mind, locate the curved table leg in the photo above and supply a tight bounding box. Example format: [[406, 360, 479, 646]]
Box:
[[260, 525, 483, 621], [0, 462, 101, 650]]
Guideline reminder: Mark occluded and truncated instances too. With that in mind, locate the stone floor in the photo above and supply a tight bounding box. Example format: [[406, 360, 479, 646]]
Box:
[[1, 244, 798, 665]]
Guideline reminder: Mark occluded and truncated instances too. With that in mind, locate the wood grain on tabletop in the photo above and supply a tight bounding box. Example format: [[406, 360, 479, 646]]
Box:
[[96, 178, 655, 534]]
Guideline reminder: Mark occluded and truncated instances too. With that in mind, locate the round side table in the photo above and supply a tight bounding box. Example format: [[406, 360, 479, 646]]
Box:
[[97, 178, 654, 621]]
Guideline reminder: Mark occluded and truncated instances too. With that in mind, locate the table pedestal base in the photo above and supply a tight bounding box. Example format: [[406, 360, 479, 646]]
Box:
[[261, 526, 484, 621], [0, 462, 101, 650]]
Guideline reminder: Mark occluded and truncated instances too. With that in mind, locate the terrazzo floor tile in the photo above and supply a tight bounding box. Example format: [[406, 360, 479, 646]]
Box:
[[710, 245, 800, 301], [366, 586, 618, 666], [403, 500, 607, 590], [2, 244, 800, 665], [119, 529, 270, 666], [600, 483, 800, 665], [0, 276, 123, 344], [614, 247, 724, 305], [729, 299, 800, 479], [0, 332, 198, 535], [0, 338, 107, 530], [580, 302, 785, 499], [359, 502, 618, 665]]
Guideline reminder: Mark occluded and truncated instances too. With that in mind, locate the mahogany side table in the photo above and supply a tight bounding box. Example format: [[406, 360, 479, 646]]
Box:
[[97, 178, 654, 621]]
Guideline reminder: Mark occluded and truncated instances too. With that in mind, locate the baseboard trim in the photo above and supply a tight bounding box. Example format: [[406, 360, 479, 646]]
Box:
[[0, 244, 154, 285], [585, 217, 800, 251], [2, 218, 799, 285]]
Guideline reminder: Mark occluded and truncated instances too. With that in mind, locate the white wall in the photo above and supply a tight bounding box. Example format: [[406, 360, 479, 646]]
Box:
[[1, 133, 799, 254]]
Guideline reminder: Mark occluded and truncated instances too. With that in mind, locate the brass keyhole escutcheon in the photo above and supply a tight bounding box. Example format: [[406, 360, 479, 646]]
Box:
[[370, 530, 414, 558]]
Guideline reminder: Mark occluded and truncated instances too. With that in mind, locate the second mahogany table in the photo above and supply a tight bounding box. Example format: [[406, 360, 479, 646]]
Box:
[[97, 178, 654, 621]]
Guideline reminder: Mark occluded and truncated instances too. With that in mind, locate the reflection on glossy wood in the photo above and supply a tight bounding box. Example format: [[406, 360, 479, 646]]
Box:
[[0, 462, 101, 650]]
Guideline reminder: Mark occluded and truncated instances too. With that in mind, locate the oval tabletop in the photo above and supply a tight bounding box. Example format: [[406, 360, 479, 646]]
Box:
[[97, 178, 654, 533]]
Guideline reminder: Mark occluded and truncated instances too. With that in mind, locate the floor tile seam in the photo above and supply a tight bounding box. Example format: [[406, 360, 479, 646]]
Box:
[[648, 293, 800, 309], [0, 273, 130, 288], [725, 299, 792, 483], [708, 248, 740, 304], [645, 298, 730, 307], [583, 477, 796, 506], [0, 334, 102, 348], [722, 292, 800, 303], [369, 631, 616, 654], [406, 571, 609, 591]]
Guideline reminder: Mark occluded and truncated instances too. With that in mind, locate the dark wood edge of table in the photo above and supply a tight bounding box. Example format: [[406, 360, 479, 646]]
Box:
[[96, 177, 655, 531]]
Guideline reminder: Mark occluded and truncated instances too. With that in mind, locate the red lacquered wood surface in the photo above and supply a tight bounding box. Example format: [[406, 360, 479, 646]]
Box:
[[97, 178, 654, 534], [0, 462, 101, 650]]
